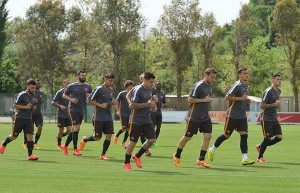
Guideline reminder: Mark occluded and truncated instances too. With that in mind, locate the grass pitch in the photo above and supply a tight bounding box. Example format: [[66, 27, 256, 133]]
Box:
[[0, 122, 299, 193]]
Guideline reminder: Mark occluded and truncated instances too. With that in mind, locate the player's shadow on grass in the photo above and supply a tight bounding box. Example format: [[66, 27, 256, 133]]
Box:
[[21, 160, 59, 164], [81, 156, 124, 163], [273, 162, 300, 166], [39, 149, 63, 152], [134, 170, 190, 176], [148, 155, 173, 159], [156, 145, 177, 148]]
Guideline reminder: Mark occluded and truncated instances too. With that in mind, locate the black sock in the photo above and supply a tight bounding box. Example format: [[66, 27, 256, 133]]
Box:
[[57, 137, 62, 145], [268, 137, 282, 146], [124, 153, 131, 164], [175, 148, 183, 158], [102, 139, 111, 156], [199, 150, 207, 161], [2, 137, 12, 146], [65, 133, 73, 146], [135, 147, 147, 158], [24, 133, 27, 144], [116, 130, 123, 137], [72, 132, 79, 149], [34, 133, 41, 144], [258, 138, 270, 159], [27, 141, 34, 156], [123, 131, 129, 143], [85, 135, 95, 142], [240, 134, 248, 153], [214, 134, 228, 148], [140, 134, 146, 144], [155, 128, 161, 139]]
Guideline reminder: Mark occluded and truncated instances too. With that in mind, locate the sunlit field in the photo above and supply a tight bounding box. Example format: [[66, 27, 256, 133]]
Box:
[[0, 122, 299, 193]]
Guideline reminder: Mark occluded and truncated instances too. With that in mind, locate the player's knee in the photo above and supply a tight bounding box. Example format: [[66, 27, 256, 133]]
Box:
[[240, 134, 248, 139], [12, 132, 19, 138], [224, 134, 231, 139], [204, 134, 212, 141], [148, 138, 156, 144], [94, 137, 101, 141]]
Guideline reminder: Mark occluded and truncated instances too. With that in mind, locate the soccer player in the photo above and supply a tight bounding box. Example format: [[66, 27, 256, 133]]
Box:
[[61, 70, 92, 156], [23, 79, 45, 149], [79, 73, 117, 160], [208, 67, 255, 165], [256, 74, 282, 163], [0, 79, 39, 160], [173, 68, 217, 168], [150, 81, 166, 145], [123, 72, 157, 170], [125, 73, 156, 156], [113, 80, 134, 147], [52, 79, 72, 149]]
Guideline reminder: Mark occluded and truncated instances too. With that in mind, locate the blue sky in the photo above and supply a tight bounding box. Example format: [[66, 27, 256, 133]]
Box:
[[6, 0, 249, 27]]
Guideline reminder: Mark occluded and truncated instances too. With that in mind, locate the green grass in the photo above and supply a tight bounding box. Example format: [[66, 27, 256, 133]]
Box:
[[0, 122, 299, 193]]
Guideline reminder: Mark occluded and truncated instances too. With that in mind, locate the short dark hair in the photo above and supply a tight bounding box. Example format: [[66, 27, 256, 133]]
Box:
[[237, 67, 247, 74], [104, 73, 115, 79], [143, 72, 155, 80], [204, 68, 217, 75], [272, 74, 281, 79], [27, 79, 37, 85], [124, 80, 134, 88], [77, 70, 85, 76]]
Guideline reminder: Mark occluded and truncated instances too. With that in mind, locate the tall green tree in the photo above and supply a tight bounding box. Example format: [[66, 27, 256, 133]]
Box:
[[0, 0, 8, 61], [14, 0, 67, 111], [93, 0, 143, 93], [197, 13, 222, 72], [63, 3, 112, 88], [271, 0, 300, 112], [246, 37, 281, 95], [159, 0, 201, 101], [231, 4, 260, 72]]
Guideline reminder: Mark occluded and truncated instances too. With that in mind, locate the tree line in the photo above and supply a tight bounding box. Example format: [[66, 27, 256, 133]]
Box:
[[0, 0, 299, 111]]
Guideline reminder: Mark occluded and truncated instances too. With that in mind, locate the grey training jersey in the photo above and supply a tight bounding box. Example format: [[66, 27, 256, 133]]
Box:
[[226, 80, 248, 119], [14, 91, 35, 119], [151, 90, 166, 115], [53, 88, 69, 118], [261, 86, 281, 121], [130, 85, 153, 125], [187, 80, 212, 122], [89, 85, 113, 121], [116, 91, 130, 117], [32, 90, 44, 115], [64, 82, 92, 115]]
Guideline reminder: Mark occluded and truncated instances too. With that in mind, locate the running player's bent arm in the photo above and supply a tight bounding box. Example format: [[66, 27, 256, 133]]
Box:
[[62, 93, 71, 101], [188, 97, 209, 103], [52, 101, 64, 109], [130, 102, 151, 109], [225, 95, 248, 101], [126, 92, 132, 105], [260, 101, 277, 109], [13, 103, 32, 110]]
